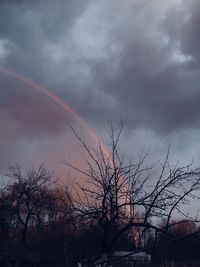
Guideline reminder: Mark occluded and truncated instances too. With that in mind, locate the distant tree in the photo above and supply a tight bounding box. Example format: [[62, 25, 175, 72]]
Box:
[[64, 125, 200, 263], [5, 165, 54, 267], [0, 165, 77, 266], [0, 186, 16, 265], [152, 219, 200, 266], [43, 185, 76, 263], [47, 185, 74, 229], [169, 220, 197, 236]]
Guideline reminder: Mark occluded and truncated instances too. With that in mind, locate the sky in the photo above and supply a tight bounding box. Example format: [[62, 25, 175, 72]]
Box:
[[0, 0, 200, 177]]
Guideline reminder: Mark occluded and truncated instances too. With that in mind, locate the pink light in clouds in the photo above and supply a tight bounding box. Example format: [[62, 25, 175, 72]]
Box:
[[0, 66, 110, 158]]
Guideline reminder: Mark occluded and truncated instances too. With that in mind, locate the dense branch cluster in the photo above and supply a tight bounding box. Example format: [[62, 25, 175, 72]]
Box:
[[64, 127, 200, 256]]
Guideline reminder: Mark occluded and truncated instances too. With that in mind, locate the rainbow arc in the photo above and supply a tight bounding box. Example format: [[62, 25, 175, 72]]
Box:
[[0, 66, 109, 157]]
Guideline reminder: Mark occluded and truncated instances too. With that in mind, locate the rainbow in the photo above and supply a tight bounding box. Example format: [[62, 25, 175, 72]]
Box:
[[0, 66, 109, 157], [0, 66, 134, 218]]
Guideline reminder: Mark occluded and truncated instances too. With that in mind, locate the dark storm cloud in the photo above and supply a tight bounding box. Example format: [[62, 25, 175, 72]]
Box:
[[1, 0, 200, 141], [0, 0, 91, 141], [79, 0, 200, 135], [164, 0, 200, 61], [0, 0, 91, 77]]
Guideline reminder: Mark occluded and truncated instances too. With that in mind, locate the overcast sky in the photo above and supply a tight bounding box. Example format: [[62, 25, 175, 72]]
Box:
[[0, 0, 200, 175]]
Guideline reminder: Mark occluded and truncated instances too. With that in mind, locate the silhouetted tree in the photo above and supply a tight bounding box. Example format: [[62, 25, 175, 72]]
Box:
[[64, 125, 200, 264], [4, 165, 54, 267]]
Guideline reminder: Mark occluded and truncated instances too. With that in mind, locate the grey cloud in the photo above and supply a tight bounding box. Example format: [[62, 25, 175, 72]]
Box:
[[164, 0, 200, 60], [1, 0, 200, 171], [78, 0, 200, 135], [0, 0, 93, 140], [0, 0, 91, 78]]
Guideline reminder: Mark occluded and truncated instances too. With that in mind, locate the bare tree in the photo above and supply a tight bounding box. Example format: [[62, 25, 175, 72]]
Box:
[[5, 165, 54, 267], [0, 186, 16, 266], [64, 126, 200, 261], [0, 164, 78, 267]]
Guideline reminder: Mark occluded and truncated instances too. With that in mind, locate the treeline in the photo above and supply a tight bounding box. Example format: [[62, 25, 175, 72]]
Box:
[[2, 128, 200, 267], [150, 221, 200, 267], [0, 165, 76, 267], [1, 165, 200, 267], [0, 165, 135, 267]]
